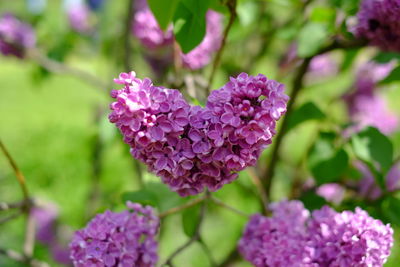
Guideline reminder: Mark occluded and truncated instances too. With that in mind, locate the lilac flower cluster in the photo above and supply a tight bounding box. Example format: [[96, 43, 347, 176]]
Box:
[[316, 183, 345, 205], [354, 0, 400, 52], [307, 54, 338, 79], [357, 161, 400, 200], [132, 0, 223, 70], [109, 72, 288, 196], [344, 61, 398, 135], [0, 13, 35, 58], [239, 200, 394, 267], [70, 202, 159, 267]]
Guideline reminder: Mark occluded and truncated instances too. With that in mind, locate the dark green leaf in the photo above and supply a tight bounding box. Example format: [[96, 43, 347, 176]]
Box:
[[297, 23, 329, 57], [299, 190, 326, 210], [287, 102, 325, 132], [144, 182, 186, 212], [379, 65, 400, 85], [308, 132, 349, 185], [373, 52, 400, 63], [351, 127, 393, 172], [382, 196, 400, 226], [122, 190, 158, 207], [182, 204, 201, 237], [173, 0, 209, 53], [147, 0, 180, 30], [340, 48, 360, 71]]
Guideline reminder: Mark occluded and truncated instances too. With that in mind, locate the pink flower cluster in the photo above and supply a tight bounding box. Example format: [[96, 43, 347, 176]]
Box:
[[132, 0, 222, 70], [70, 202, 159, 267], [239, 200, 394, 267], [354, 0, 400, 52], [67, 3, 92, 34], [109, 71, 288, 196], [0, 13, 35, 58], [344, 61, 398, 135]]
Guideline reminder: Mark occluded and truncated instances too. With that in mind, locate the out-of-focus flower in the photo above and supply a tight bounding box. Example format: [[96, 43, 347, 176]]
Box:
[[353, 0, 400, 52], [316, 183, 345, 205], [26, 0, 47, 14], [307, 54, 338, 79], [109, 71, 288, 196], [0, 13, 35, 58], [132, 0, 223, 70], [86, 0, 105, 11], [70, 202, 159, 267], [67, 3, 92, 34], [344, 61, 398, 135], [357, 161, 400, 200], [239, 200, 394, 267]]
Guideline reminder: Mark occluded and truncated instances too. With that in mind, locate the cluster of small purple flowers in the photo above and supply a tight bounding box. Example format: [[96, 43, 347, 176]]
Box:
[[344, 61, 398, 135], [109, 71, 288, 196], [132, 0, 222, 70], [354, 0, 400, 52], [239, 200, 394, 267], [70, 202, 159, 267], [67, 3, 92, 34], [0, 13, 35, 58]]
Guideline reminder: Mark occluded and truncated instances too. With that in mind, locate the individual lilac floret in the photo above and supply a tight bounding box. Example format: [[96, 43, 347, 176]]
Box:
[[353, 0, 400, 52], [238, 201, 312, 267], [109, 72, 288, 196], [70, 202, 159, 267], [357, 161, 400, 200], [67, 3, 92, 34], [0, 13, 35, 58], [180, 10, 223, 70], [308, 206, 393, 266], [239, 200, 394, 267], [316, 183, 345, 205]]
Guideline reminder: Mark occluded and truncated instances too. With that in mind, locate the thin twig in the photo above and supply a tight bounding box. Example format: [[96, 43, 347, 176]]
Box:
[[28, 50, 108, 91], [0, 248, 50, 267], [0, 139, 29, 201], [0, 200, 31, 211], [218, 248, 240, 267], [162, 203, 206, 266], [159, 195, 207, 218], [123, 0, 135, 71], [262, 38, 366, 199], [23, 213, 36, 257], [207, 0, 237, 93], [0, 211, 23, 225], [247, 167, 269, 214], [209, 196, 249, 217], [198, 237, 217, 267]]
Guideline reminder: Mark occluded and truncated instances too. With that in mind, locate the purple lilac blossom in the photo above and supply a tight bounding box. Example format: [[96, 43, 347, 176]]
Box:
[[31, 202, 59, 245], [316, 183, 345, 205], [239, 200, 394, 267], [70, 202, 159, 267], [307, 54, 338, 79], [344, 61, 398, 135], [67, 3, 92, 34], [357, 161, 400, 200], [109, 71, 288, 196], [353, 0, 400, 52], [0, 13, 35, 58], [132, 0, 223, 70]]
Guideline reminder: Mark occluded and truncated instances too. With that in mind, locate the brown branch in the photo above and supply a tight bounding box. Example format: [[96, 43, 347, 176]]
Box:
[[28, 49, 108, 91], [0, 139, 29, 201], [0, 200, 31, 211], [207, 0, 237, 93], [262, 38, 366, 199], [0, 248, 50, 267], [209, 196, 249, 218], [162, 203, 206, 266], [23, 213, 36, 258], [0, 211, 23, 225], [159, 194, 207, 218]]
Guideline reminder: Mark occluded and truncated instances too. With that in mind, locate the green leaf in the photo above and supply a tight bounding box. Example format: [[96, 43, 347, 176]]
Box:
[[299, 190, 326, 210], [286, 102, 325, 132], [182, 204, 201, 237], [382, 196, 400, 226], [122, 190, 158, 207], [308, 132, 349, 185], [379, 65, 400, 85], [297, 23, 329, 58], [310, 7, 336, 24], [351, 127, 393, 172], [144, 182, 186, 212], [147, 0, 180, 30], [373, 52, 400, 63], [173, 0, 210, 53]]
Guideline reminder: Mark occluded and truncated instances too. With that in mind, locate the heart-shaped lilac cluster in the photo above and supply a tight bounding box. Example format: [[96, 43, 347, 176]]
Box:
[[109, 72, 288, 196]]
